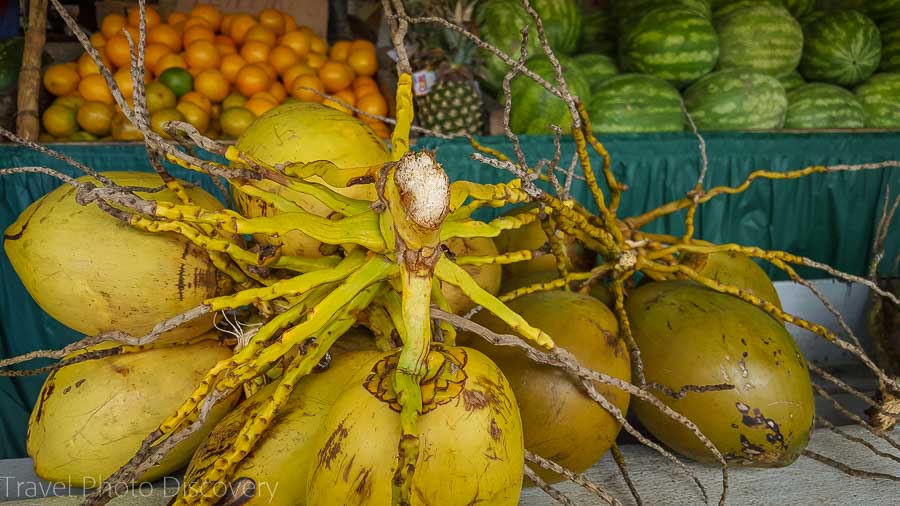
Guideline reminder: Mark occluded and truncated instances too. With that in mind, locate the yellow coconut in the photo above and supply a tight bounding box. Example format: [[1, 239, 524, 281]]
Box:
[[441, 236, 502, 314], [181, 350, 381, 505], [27, 336, 237, 485], [306, 346, 524, 505], [3, 172, 227, 341], [627, 281, 814, 466], [680, 250, 782, 310], [232, 102, 389, 258], [460, 290, 630, 483]]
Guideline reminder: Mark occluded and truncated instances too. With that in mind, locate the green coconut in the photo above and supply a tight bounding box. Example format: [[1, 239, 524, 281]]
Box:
[[680, 250, 782, 310], [627, 281, 814, 466], [494, 205, 596, 277]]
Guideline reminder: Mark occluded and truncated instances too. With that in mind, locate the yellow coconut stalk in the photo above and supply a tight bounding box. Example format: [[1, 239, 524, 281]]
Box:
[[3, 172, 228, 341]]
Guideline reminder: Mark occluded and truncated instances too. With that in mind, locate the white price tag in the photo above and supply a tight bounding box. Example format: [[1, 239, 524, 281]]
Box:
[[413, 70, 437, 96]]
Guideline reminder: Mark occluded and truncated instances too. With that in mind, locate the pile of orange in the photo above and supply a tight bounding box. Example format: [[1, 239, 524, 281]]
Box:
[[39, 4, 391, 141]]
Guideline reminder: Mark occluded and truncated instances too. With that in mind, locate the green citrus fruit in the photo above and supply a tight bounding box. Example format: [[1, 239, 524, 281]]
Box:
[[158, 67, 193, 97], [219, 107, 256, 138], [149, 107, 185, 139], [145, 81, 177, 112]]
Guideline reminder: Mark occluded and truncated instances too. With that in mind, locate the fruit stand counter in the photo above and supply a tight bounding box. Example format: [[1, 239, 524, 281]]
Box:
[[1, 131, 899, 460]]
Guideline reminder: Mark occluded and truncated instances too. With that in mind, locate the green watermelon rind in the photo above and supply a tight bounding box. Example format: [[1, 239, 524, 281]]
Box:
[[799, 9, 882, 87], [865, 0, 900, 23], [879, 17, 900, 72], [587, 73, 685, 133], [579, 9, 616, 55], [613, 0, 712, 21], [855, 72, 900, 128], [715, 4, 804, 76], [711, 0, 783, 23], [783, 0, 816, 19], [476, 0, 583, 92], [784, 83, 865, 129], [507, 55, 592, 134], [618, 6, 720, 88], [683, 68, 788, 130], [573, 53, 619, 94]]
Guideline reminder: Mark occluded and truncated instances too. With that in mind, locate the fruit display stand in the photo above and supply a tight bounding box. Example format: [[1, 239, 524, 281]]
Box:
[[1, 129, 899, 503]]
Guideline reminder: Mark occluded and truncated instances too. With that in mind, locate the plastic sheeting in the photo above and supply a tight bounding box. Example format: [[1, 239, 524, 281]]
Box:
[[0, 132, 898, 458]]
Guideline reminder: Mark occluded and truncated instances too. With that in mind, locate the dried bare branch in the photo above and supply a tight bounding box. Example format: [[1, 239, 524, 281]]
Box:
[[803, 449, 900, 482], [524, 465, 575, 506], [525, 450, 621, 506]]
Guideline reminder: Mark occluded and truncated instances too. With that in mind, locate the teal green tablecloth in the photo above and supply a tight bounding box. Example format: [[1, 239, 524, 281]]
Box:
[[1, 132, 898, 458]]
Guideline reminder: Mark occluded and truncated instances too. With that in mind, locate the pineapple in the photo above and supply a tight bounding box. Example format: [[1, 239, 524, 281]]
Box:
[[410, 0, 485, 135]]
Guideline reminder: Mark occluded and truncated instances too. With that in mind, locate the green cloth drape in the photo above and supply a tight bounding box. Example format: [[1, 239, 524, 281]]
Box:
[[1, 132, 898, 458]]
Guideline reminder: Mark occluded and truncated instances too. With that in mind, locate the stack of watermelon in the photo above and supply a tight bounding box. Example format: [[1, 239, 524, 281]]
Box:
[[475, 0, 900, 133]]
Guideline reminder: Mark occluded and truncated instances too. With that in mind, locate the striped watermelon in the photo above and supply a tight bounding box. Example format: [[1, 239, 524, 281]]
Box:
[[574, 53, 619, 93], [612, 0, 712, 21], [715, 3, 804, 75], [855, 72, 900, 127], [587, 74, 685, 133], [784, 83, 865, 128], [477, 0, 583, 92], [814, 0, 866, 10], [879, 17, 900, 71], [866, 0, 900, 22], [799, 10, 882, 86], [779, 70, 807, 90], [711, 0, 783, 22], [507, 55, 591, 134], [579, 8, 616, 55], [683, 68, 788, 130], [618, 6, 720, 88], [783, 0, 816, 18]]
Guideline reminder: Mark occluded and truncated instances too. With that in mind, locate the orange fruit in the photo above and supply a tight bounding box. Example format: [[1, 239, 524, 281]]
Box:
[[305, 52, 326, 69], [100, 13, 126, 39], [216, 43, 237, 56], [143, 43, 171, 70], [184, 16, 214, 31], [111, 111, 144, 140], [250, 91, 278, 103], [354, 82, 379, 100], [229, 14, 257, 44], [113, 67, 139, 101], [357, 93, 388, 117], [185, 40, 221, 70], [171, 20, 186, 35], [318, 61, 354, 93], [89, 32, 106, 48], [244, 25, 277, 46], [350, 39, 376, 54], [269, 45, 299, 75], [176, 101, 211, 133], [43, 64, 80, 96], [76, 101, 114, 136], [235, 63, 273, 97], [183, 25, 215, 47], [220, 107, 256, 138], [329, 40, 352, 62], [121, 24, 140, 42], [290, 74, 324, 102], [221, 13, 236, 35], [298, 26, 316, 36], [363, 118, 391, 138], [104, 34, 132, 68], [215, 35, 236, 49], [187, 66, 203, 79], [42, 104, 79, 137], [280, 30, 310, 57], [283, 13, 297, 32], [78, 74, 114, 104], [127, 5, 161, 28], [147, 24, 181, 52], [257, 62, 278, 80], [194, 69, 229, 102], [150, 107, 185, 138], [258, 8, 286, 35], [77, 51, 111, 78], [269, 81, 287, 102], [244, 96, 276, 117], [348, 48, 377, 77], [153, 52, 187, 77], [282, 63, 315, 89], [179, 91, 212, 113], [53, 95, 85, 110], [310, 36, 327, 54], [323, 89, 356, 114], [168, 12, 187, 26], [220, 54, 246, 83], [222, 93, 247, 110], [190, 4, 221, 31], [240, 40, 271, 64], [352, 75, 377, 90], [145, 81, 177, 112]]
